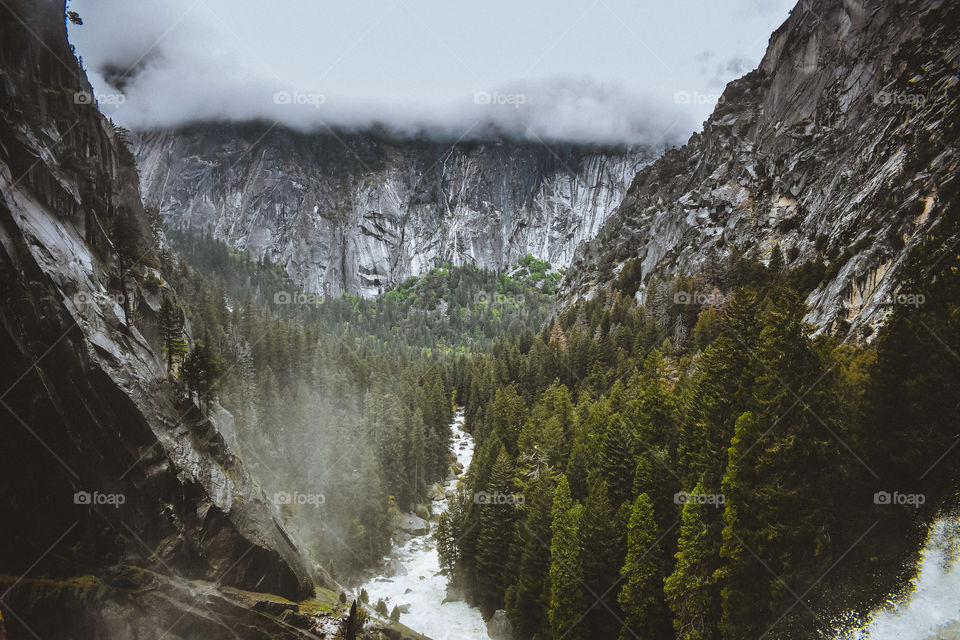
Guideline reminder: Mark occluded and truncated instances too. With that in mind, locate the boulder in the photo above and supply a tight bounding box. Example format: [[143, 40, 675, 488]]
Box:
[[385, 558, 408, 577], [487, 610, 514, 640], [397, 513, 430, 536]]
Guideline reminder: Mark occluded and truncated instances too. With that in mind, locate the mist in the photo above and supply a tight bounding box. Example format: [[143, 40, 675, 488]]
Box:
[[67, 0, 795, 146]]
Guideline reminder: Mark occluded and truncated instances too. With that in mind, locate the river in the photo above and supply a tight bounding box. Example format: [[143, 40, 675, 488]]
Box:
[[359, 411, 491, 640], [836, 515, 960, 639]]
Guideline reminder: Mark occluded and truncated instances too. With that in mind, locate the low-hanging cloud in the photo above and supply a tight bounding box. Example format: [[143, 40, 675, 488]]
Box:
[[68, 0, 795, 147]]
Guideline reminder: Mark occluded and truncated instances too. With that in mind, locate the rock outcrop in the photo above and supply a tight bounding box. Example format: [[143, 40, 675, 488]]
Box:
[[134, 125, 658, 297], [0, 0, 316, 635], [562, 0, 959, 334]]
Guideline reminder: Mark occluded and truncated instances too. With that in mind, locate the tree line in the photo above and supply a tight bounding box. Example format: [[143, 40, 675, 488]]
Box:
[[437, 203, 960, 639]]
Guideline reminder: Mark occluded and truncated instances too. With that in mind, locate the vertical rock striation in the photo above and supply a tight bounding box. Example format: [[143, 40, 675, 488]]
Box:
[[134, 125, 659, 297], [0, 3, 314, 636], [562, 0, 959, 334]]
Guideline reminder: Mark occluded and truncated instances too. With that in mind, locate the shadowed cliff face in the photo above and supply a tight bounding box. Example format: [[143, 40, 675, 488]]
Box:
[[0, 0, 316, 635], [562, 0, 959, 335], [133, 125, 659, 297]]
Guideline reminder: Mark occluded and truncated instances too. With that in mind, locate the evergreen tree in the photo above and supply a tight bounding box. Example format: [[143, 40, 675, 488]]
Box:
[[182, 337, 221, 413], [159, 292, 188, 374], [594, 410, 635, 509], [475, 446, 520, 615], [109, 211, 142, 323], [664, 483, 721, 640], [677, 289, 761, 489], [580, 480, 622, 637], [717, 411, 768, 638], [548, 475, 587, 640], [618, 493, 669, 640], [505, 471, 554, 640]]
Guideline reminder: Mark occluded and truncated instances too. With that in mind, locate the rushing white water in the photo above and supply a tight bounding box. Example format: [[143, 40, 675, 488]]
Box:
[[359, 411, 491, 640], [836, 516, 960, 640]]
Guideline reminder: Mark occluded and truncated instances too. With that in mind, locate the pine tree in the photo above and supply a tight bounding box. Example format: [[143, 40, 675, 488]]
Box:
[[738, 289, 841, 628], [677, 289, 761, 489], [182, 337, 221, 414], [475, 446, 520, 615], [548, 475, 587, 640], [109, 211, 142, 324], [594, 408, 634, 509], [717, 411, 768, 638], [436, 511, 458, 574], [491, 384, 528, 454], [580, 480, 623, 637], [159, 292, 188, 374], [618, 493, 669, 640], [505, 471, 554, 640], [664, 483, 721, 640]]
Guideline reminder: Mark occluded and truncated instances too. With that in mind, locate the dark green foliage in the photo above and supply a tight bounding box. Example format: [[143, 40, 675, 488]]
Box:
[[158, 292, 188, 374], [548, 475, 587, 640], [664, 484, 721, 640], [109, 212, 142, 323], [474, 446, 521, 615], [181, 337, 221, 414], [165, 204, 960, 637], [505, 470, 554, 639], [619, 493, 670, 640], [580, 480, 623, 637], [437, 225, 960, 639]]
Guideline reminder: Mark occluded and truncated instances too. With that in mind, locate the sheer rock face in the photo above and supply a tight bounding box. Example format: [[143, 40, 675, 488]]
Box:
[[562, 0, 959, 335], [134, 126, 658, 297], [0, 0, 313, 621]]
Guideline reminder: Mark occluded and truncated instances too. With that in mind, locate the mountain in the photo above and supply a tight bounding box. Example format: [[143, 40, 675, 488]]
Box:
[[561, 0, 958, 334], [0, 1, 337, 636], [133, 126, 658, 297]]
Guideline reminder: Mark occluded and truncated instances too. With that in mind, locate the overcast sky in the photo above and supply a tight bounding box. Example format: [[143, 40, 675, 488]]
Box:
[[68, 0, 796, 146]]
